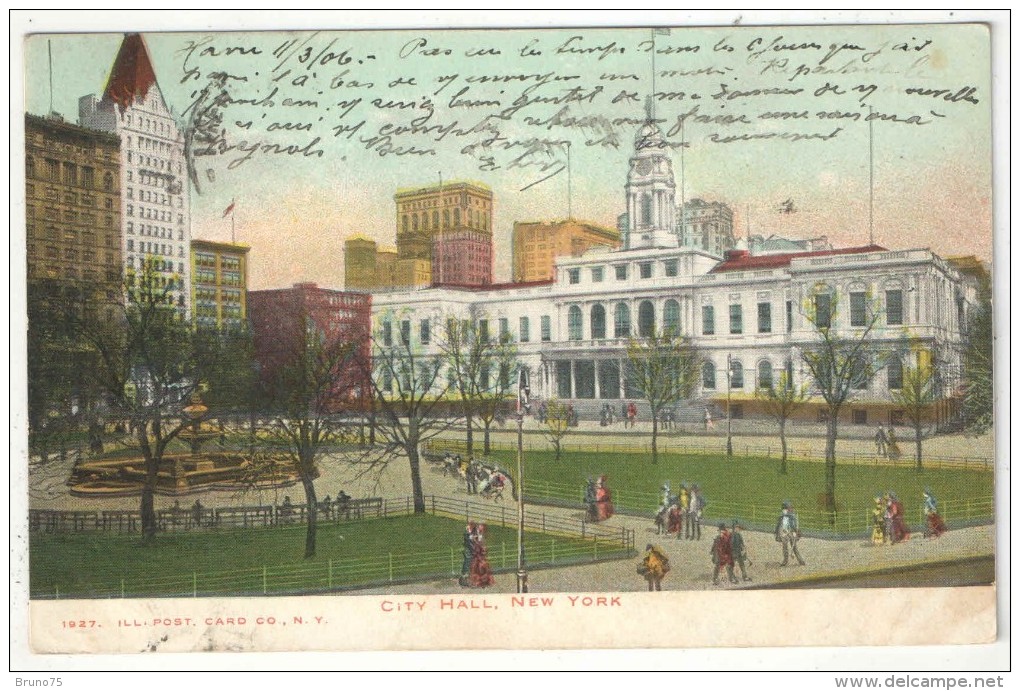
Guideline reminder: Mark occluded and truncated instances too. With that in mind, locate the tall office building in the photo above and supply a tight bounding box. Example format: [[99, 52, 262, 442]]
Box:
[[190, 239, 250, 330], [512, 219, 621, 282], [79, 33, 191, 313]]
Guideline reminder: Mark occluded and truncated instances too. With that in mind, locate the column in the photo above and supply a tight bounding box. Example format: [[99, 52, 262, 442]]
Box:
[[570, 360, 577, 399], [593, 360, 601, 400]]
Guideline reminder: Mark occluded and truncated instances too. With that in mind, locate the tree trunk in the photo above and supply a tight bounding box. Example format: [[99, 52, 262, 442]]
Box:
[[301, 471, 318, 559], [406, 434, 426, 514], [141, 450, 159, 542], [553, 439, 561, 461], [914, 422, 923, 473], [368, 410, 376, 445], [651, 413, 659, 465], [779, 418, 788, 475], [483, 422, 491, 455], [824, 412, 838, 522], [465, 412, 474, 456]]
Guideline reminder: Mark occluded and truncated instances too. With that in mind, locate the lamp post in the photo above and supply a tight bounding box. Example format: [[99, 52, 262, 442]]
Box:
[[726, 354, 734, 458], [516, 368, 530, 593]]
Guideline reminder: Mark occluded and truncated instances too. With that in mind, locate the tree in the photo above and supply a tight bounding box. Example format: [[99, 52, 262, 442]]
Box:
[[193, 322, 258, 443], [369, 310, 456, 514], [962, 298, 993, 434], [71, 257, 199, 541], [754, 368, 809, 474], [543, 399, 572, 461], [626, 327, 700, 464], [890, 346, 936, 473], [800, 289, 885, 519], [258, 313, 365, 558]]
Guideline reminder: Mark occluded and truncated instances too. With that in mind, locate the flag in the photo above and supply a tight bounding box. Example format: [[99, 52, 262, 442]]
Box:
[[779, 198, 797, 214], [518, 368, 531, 413], [222, 199, 236, 217]]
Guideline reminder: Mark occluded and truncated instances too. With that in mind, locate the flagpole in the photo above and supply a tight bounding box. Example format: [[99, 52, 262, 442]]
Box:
[[516, 368, 528, 594], [868, 107, 875, 245]]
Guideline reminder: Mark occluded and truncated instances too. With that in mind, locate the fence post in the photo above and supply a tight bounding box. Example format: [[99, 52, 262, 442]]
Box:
[[263, 566, 267, 595], [193, 572, 197, 597], [431, 496, 435, 515], [388, 553, 394, 582]]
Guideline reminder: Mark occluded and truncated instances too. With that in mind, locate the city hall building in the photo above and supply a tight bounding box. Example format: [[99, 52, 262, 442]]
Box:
[[370, 118, 981, 428]]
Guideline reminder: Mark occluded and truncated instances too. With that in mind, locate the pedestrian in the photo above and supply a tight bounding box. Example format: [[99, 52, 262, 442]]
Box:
[[710, 523, 738, 585], [465, 461, 478, 495], [731, 521, 752, 581], [887, 429, 902, 461], [638, 543, 671, 591], [458, 522, 475, 587], [621, 401, 629, 428], [870, 495, 886, 546], [875, 424, 888, 458], [627, 401, 638, 428], [679, 482, 691, 539], [192, 499, 204, 528], [774, 501, 806, 566], [688, 484, 704, 540], [705, 408, 714, 431], [923, 488, 948, 538]]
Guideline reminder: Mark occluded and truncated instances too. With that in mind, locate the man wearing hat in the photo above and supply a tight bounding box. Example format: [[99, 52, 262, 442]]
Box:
[[731, 521, 752, 581], [774, 500, 806, 566]]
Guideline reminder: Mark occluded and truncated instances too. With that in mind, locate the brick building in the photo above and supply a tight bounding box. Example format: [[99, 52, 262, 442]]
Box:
[[512, 219, 621, 282]]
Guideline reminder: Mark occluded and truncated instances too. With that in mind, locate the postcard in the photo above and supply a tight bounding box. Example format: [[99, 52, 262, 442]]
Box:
[[14, 14, 1001, 659]]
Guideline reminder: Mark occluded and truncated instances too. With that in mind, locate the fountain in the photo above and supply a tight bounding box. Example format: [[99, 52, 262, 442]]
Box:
[[67, 393, 302, 497]]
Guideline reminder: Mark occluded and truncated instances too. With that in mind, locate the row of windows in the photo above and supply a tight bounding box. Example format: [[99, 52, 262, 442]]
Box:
[[701, 355, 909, 391], [566, 300, 680, 340], [380, 315, 554, 347], [127, 186, 173, 206], [567, 260, 679, 285], [127, 240, 184, 258], [402, 207, 490, 233], [27, 158, 112, 191], [702, 302, 790, 336]]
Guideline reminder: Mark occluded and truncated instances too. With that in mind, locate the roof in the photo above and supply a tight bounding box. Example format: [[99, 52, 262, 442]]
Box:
[[191, 238, 251, 253], [709, 244, 887, 273], [432, 279, 554, 291], [103, 33, 158, 112], [25, 113, 120, 145], [394, 180, 492, 197]]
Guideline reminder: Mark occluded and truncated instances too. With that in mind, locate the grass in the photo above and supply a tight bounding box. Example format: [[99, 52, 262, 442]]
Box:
[[484, 449, 994, 532], [30, 514, 615, 598]]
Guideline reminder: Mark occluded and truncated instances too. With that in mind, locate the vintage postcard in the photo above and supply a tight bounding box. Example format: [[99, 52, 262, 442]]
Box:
[[14, 13, 1002, 660]]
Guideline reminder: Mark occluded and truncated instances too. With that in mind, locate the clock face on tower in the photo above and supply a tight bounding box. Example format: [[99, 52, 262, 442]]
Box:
[[636, 159, 652, 176]]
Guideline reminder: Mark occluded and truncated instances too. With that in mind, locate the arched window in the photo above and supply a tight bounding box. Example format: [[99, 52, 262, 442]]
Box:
[[641, 193, 652, 225], [568, 305, 583, 341], [443, 209, 450, 228], [638, 300, 655, 337], [103, 171, 113, 191], [887, 354, 903, 390], [730, 360, 744, 389], [432, 210, 439, 229], [614, 303, 631, 338], [402, 215, 409, 233], [482, 214, 488, 230], [26, 156, 35, 178], [454, 208, 461, 226], [758, 360, 773, 389], [421, 212, 429, 231], [590, 304, 606, 339], [702, 361, 716, 390], [411, 214, 419, 231], [663, 299, 680, 334]]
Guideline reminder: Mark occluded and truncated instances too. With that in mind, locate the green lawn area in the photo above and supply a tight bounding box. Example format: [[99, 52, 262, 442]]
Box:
[[30, 514, 615, 599], [485, 449, 994, 534]]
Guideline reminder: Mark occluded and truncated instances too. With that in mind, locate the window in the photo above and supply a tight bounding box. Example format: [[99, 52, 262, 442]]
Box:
[[850, 291, 868, 327], [45, 159, 59, 180], [758, 361, 773, 389], [62, 162, 77, 185], [814, 293, 832, 329], [499, 317, 510, 342], [702, 362, 716, 390], [786, 360, 795, 390], [730, 360, 744, 389], [887, 355, 903, 390], [541, 315, 551, 342], [641, 193, 652, 224], [639, 262, 652, 279], [556, 361, 572, 398], [400, 320, 411, 346], [729, 304, 743, 334], [664, 259, 678, 277], [615, 265, 627, 280], [591, 267, 604, 283], [663, 299, 680, 334], [757, 302, 772, 333], [886, 289, 903, 325], [786, 300, 793, 333], [382, 321, 392, 347], [853, 410, 868, 425], [568, 306, 583, 340], [702, 305, 715, 335], [479, 365, 490, 391], [590, 304, 606, 339], [476, 319, 488, 343], [383, 368, 393, 393], [519, 316, 530, 342], [568, 268, 580, 284], [638, 300, 655, 337], [614, 303, 631, 338]]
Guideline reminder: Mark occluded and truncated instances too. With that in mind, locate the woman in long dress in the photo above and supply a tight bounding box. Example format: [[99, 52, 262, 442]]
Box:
[[888, 492, 910, 543], [871, 496, 886, 545], [886, 429, 902, 460], [468, 523, 494, 588], [595, 475, 615, 521], [923, 488, 948, 538]]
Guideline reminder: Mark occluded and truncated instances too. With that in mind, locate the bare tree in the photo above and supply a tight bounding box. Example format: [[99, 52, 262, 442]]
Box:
[[626, 327, 700, 464], [369, 310, 457, 513], [890, 345, 936, 473], [258, 314, 365, 558], [70, 257, 199, 541], [754, 367, 809, 474], [543, 399, 572, 461], [800, 289, 885, 519]]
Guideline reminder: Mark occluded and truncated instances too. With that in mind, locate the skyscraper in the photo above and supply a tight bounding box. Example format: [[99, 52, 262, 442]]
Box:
[[79, 33, 191, 314]]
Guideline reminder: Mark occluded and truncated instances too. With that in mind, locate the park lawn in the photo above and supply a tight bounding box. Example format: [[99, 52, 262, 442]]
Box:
[[486, 449, 994, 532], [30, 515, 591, 599]]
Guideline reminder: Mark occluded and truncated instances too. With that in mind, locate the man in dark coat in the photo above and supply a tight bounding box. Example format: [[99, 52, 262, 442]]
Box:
[[731, 521, 752, 582], [710, 523, 737, 585]]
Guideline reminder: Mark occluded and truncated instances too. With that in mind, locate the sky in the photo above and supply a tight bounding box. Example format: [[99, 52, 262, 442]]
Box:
[[22, 20, 994, 290]]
